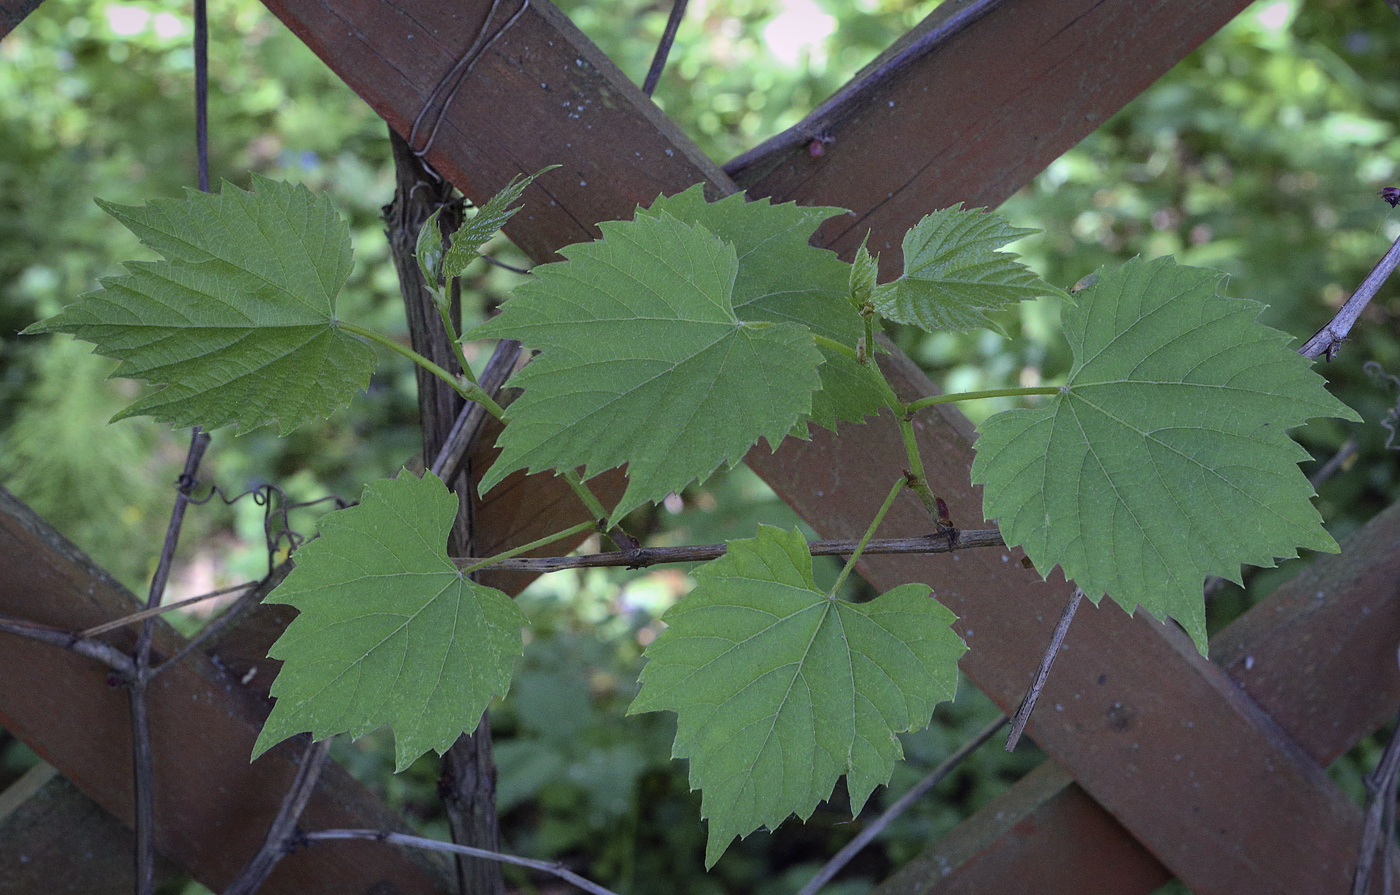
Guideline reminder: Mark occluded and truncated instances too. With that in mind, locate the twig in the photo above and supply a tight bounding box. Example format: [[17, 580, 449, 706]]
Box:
[[130, 428, 210, 895], [1300, 230, 1400, 361], [224, 737, 334, 895], [1006, 586, 1084, 752], [78, 581, 258, 639], [431, 338, 524, 483], [408, 0, 531, 159], [798, 714, 1007, 895], [641, 0, 688, 96], [300, 829, 622, 895], [453, 528, 1006, 573], [1352, 648, 1400, 895], [0, 614, 135, 674], [149, 560, 295, 680]]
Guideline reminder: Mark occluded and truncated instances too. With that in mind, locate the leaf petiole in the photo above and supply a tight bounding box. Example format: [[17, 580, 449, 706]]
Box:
[[561, 469, 612, 528], [828, 476, 906, 598], [340, 320, 504, 417], [459, 520, 597, 576], [905, 386, 1061, 415], [812, 334, 859, 362], [896, 414, 944, 523]]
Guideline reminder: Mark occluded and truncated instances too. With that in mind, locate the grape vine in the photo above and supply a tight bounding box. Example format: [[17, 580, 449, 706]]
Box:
[[24, 172, 1358, 864]]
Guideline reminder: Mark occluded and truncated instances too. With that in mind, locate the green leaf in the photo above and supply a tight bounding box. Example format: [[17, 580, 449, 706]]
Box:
[[440, 166, 558, 281], [849, 232, 878, 309], [469, 210, 825, 524], [414, 205, 448, 289], [873, 204, 1055, 333], [630, 525, 965, 867], [22, 177, 373, 434], [253, 471, 527, 770], [970, 256, 1359, 651], [640, 186, 889, 434]]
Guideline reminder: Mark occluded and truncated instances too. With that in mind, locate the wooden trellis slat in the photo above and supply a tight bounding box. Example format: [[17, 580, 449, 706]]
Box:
[[2, 0, 1392, 892], [877, 494, 1400, 893], [0, 487, 453, 894]]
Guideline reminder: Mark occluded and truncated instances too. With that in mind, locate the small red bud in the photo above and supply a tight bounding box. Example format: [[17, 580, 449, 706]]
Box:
[[935, 497, 953, 529]]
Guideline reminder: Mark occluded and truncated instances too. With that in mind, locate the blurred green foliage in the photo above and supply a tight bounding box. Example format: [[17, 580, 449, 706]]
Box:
[[5, 0, 1400, 891]]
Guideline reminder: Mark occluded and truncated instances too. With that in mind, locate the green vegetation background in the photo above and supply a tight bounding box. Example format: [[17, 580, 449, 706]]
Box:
[[3, 0, 1400, 891]]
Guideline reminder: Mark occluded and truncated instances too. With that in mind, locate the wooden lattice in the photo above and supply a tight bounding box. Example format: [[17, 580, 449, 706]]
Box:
[[2, 1, 1398, 893]]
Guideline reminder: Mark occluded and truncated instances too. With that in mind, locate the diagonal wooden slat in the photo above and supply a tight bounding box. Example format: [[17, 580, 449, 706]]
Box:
[[4, 0, 1384, 891], [0, 0, 44, 40], [249, 0, 1385, 889], [876, 485, 1400, 895], [0, 486, 454, 894]]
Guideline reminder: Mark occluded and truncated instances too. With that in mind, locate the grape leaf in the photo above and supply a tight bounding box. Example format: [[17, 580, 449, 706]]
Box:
[[440, 167, 557, 281], [469, 211, 824, 523], [22, 177, 373, 434], [970, 256, 1359, 651], [874, 204, 1056, 333], [640, 186, 890, 434], [629, 525, 965, 866], [253, 471, 527, 770]]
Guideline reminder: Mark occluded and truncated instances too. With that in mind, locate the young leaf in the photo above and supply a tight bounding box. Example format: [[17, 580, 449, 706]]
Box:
[[22, 177, 373, 434], [469, 211, 824, 524], [849, 232, 878, 310], [639, 186, 889, 434], [874, 204, 1056, 333], [439, 166, 558, 281], [630, 525, 965, 867], [253, 471, 527, 770], [970, 256, 1360, 651]]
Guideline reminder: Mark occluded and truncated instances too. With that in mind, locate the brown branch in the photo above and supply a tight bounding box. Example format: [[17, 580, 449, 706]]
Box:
[[1300, 230, 1400, 361], [0, 615, 135, 674], [300, 829, 622, 895], [798, 714, 1007, 895], [148, 560, 295, 680], [1006, 586, 1083, 752], [77, 581, 258, 639], [455, 527, 1006, 573], [641, 0, 688, 96], [130, 428, 210, 895], [430, 338, 523, 483], [224, 737, 334, 895]]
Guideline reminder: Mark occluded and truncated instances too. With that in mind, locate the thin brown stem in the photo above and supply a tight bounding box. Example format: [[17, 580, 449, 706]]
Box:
[[130, 428, 210, 895], [224, 737, 334, 895], [0, 615, 135, 674], [1006, 586, 1084, 752], [641, 0, 688, 96], [300, 829, 622, 895], [78, 581, 257, 639], [431, 339, 523, 483], [1300, 230, 1400, 361], [454, 528, 1005, 573], [799, 715, 1007, 895], [149, 560, 295, 680]]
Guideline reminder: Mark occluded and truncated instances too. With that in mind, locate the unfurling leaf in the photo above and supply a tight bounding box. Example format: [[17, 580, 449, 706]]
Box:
[[469, 210, 825, 524], [849, 232, 878, 309], [439, 166, 558, 281], [971, 256, 1360, 651], [23, 177, 373, 434], [253, 471, 526, 770], [630, 525, 965, 867], [874, 204, 1056, 333]]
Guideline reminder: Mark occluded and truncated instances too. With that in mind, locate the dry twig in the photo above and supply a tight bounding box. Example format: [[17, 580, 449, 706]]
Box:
[[1006, 587, 1084, 752]]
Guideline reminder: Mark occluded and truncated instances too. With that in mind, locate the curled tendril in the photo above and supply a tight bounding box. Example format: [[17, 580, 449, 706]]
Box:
[[1364, 361, 1400, 450], [185, 481, 353, 567]]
